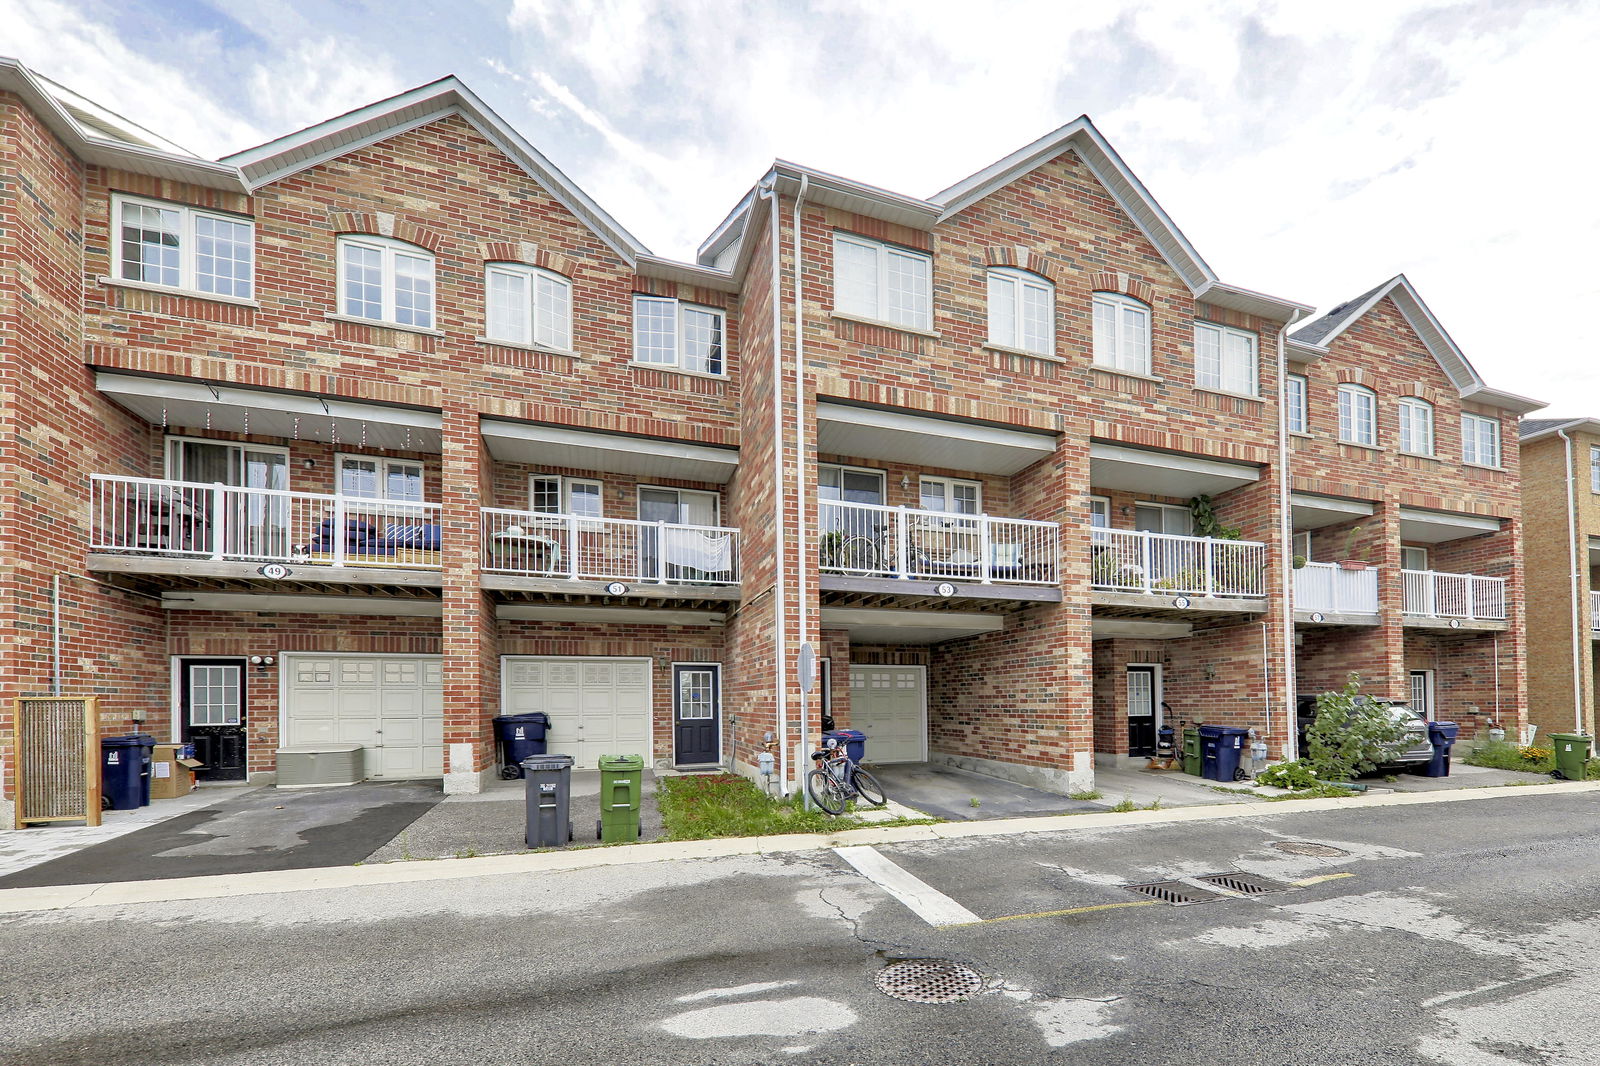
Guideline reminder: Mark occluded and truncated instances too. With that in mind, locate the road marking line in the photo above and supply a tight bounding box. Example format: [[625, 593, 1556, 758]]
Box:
[[832, 845, 981, 927], [947, 900, 1162, 927], [1290, 872, 1355, 887]]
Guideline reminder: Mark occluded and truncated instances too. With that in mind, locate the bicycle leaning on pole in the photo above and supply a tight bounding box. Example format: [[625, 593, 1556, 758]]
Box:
[[806, 735, 888, 815]]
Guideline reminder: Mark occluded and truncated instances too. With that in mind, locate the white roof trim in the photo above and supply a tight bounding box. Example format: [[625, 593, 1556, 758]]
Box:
[[1289, 493, 1375, 517], [224, 77, 649, 264], [480, 418, 739, 483], [817, 402, 1055, 453], [1521, 418, 1600, 443], [1089, 442, 1261, 483], [95, 372, 441, 431], [1398, 506, 1501, 533]]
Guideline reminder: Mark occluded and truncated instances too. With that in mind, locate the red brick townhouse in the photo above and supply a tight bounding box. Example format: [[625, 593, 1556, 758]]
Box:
[[0, 58, 1540, 813]]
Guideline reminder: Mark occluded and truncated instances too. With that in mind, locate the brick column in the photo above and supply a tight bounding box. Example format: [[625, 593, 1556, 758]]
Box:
[[439, 395, 496, 794]]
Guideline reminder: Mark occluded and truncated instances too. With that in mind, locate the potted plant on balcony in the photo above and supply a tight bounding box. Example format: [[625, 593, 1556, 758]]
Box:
[[1339, 526, 1371, 571]]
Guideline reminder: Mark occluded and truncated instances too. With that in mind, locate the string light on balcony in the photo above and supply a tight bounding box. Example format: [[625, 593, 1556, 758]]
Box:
[[360, 421, 367, 448], [292, 416, 300, 441]]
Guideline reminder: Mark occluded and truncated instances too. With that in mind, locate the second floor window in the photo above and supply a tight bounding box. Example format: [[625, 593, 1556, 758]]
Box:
[[486, 264, 572, 349], [1463, 414, 1502, 468], [530, 475, 603, 518], [833, 233, 932, 330], [1337, 383, 1377, 446], [986, 268, 1054, 355], [114, 194, 254, 299], [338, 455, 424, 502], [1286, 374, 1308, 433], [1397, 397, 1435, 456], [1092, 292, 1151, 375], [1194, 321, 1258, 395], [633, 296, 725, 375], [919, 477, 982, 515], [339, 236, 434, 329], [1592, 445, 1600, 493]]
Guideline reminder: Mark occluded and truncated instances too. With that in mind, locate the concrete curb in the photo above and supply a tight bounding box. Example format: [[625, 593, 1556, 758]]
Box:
[[2, 780, 1594, 915]]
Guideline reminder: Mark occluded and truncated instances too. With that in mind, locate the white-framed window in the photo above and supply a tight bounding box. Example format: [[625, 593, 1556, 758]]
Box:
[[338, 235, 434, 329], [485, 263, 572, 350], [919, 477, 982, 515], [1337, 383, 1377, 446], [1401, 546, 1429, 571], [1135, 502, 1193, 535], [529, 475, 603, 518], [1463, 414, 1502, 468], [633, 296, 725, 375], [336, 454, 425, 502], [832, 232, 932, 330], [1292, 530, 1312, 561], [1088, 496, 1111, 529], [112, 193, 254, 299], [1592, 445, 1600, 494], [1092, 291, 1152, 375], [1397, 397, 1435, 456], [986, 268, 1054, 355], [1194, 321, 1258, 395], [1286, 374, 1309, 434]]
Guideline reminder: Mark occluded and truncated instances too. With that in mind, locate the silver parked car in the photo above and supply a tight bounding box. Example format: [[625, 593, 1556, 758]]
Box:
[[1296, 696, 1433, 769]]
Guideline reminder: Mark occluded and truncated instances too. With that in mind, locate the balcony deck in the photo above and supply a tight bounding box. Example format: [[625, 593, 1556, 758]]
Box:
[[1090, 528, 1268, 617]]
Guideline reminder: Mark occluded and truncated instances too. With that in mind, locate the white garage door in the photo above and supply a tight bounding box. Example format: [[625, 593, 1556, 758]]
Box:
[[502, 657, 652, 769], [284, 656, 443, 779], [849, 665, 926, 763]]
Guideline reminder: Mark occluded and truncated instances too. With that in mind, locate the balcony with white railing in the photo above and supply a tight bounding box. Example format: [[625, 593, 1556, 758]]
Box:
[[482, 508, 740, 586], [817, 500, 1058, 586], [89, 475, 442, 570], [1294, 561, 1379, 618], [1091, 528, 1268, 599], [1402, 569, 1506, 623]]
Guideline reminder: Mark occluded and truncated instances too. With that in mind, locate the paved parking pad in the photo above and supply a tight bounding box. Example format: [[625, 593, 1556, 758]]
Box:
[[0, 782, 441, 888], [869, 763, 1102, 821]]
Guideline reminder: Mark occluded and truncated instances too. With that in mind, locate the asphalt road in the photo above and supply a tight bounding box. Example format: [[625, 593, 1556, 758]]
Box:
[[5, 790, 1600, 1065]]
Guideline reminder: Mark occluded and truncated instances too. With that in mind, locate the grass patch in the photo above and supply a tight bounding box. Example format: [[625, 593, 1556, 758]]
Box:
[[1208, 785, 1257, 795], [1464, 740, 1555, 774], [658, 774, 867, 840], [1068, 789, 1103, 801], [1265, 783, 1358, 802], [1109, 797, 1137, 813]]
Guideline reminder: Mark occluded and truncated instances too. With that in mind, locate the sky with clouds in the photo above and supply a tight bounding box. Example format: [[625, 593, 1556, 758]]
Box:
[[5, 0, 1597, 415]]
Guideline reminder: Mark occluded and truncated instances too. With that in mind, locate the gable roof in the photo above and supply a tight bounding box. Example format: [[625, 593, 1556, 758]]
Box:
[[223, 76, 650, 265], [699, 119, 1311, 321], [1521, 417, 1600, 443], [1289, 274, 1545, 415]]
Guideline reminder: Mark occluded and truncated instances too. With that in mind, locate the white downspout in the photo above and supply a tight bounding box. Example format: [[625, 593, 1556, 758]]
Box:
[[1558, 428, 1584, 733], [52, 573, 62, 696], [792, 175, 811, 792], [758, 176, 790, 792], [1276, 309, 1305, 758]]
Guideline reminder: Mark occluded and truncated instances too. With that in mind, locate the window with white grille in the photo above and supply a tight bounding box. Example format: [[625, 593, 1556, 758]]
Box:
[[833, 233, 931, 330], [1092, 292, 1152, 375]]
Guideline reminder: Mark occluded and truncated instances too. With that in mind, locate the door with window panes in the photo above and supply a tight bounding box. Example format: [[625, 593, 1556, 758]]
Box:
[[166, 439, 289, 558], [673, 664, 721, 765], [1134, 503, 1194, 589], [818, 466, 886, 572], [639, 488, 722, 582], [917, 477, 982, 575], [181, 659, 247, 781]]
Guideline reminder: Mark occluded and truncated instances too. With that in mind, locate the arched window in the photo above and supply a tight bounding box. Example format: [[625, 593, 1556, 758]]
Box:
[[485, 263, 572, 350], [1397, 396, 1434, 456], [987, 267, 1055, 355], [1337, 383, 1377, 445], [1092, 291, 1151, 374], [337, 235, 434, 328]]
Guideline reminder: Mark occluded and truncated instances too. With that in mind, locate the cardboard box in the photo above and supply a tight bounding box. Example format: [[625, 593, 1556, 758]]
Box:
[[151, 743, 203, 799]]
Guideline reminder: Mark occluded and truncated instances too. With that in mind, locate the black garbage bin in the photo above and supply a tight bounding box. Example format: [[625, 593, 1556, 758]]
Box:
[[493, 713, 550, 779], [822, 729, 866, 764], [1425, 721, 1460, 778], [1199, 724, 1249, 782], [102, 733, 156, 810]]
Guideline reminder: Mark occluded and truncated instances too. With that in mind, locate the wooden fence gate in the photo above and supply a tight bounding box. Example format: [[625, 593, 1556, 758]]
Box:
[[12, 696, 101, 828]]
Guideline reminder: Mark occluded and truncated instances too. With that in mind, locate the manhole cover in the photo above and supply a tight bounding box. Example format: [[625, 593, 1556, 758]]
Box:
[[1271, 841, 1350, 858], [1125, 880, 1226, 905], [874, 959, 983, 1003], [1195, 872, 1289, 895]]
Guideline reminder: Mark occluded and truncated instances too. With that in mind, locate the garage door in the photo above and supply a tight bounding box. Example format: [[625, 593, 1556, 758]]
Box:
[[502, 657, 652, 769], [849, 666, 925, 763], [285, 656, 443, 779]]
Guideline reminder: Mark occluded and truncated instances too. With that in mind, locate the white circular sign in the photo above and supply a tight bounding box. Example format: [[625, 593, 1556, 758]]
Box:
[[1449, 618, 1462, 629], [798, 642, 816, 694], [1309, 611, 1326, 623], [605, 582, 630, 596], [935, 582, 957, 597], [258, 563, 291, 580], [1172, 596, 1192, 609]]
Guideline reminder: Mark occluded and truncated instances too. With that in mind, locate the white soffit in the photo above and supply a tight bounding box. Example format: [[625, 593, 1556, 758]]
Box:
[[161, 593, 441, 617], [481, 419, 739, 484], [1397, 507, 1502, 544], [1290, 493, 1376, 530], [819, 607, 1004, 645], [497, 605, 725, 626], [1089, 443, 1260, 498], [1091, 618, 1195, 641], [816, 403, 1055, 476], [96, 373, 443, 452]]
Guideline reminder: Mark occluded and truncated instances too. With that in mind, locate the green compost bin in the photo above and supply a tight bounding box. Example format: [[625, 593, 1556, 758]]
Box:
[[597, 753, 645, 842], [1181, 728, 1201, 776], [1549, 733, 1592, 780]]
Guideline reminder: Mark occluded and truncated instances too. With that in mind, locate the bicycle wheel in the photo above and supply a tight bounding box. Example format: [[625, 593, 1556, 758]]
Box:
[[835, 535, 879, 574], [806, 768, 849, 815], [850, 767, 887, 807]]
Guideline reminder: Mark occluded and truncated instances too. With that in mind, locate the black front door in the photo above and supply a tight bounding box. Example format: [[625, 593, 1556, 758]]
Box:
[[180, 659, 247, 781], [673, 664, 721, 766], [1127, 665, 1158, 757]]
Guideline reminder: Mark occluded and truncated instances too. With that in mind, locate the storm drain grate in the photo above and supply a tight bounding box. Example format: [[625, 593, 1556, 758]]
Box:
[[1194, 872, 1290, 895], [874, 959, 984, 1004], [1124, 880, 1226, 905], [1272, 841, 1350, 858]]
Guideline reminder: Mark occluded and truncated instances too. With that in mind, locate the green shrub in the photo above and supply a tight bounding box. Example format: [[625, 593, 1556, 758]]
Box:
[[1256, 760, 1319, 790], [1305, 675, 1408, 781], [1465, 739, 1555, 774]]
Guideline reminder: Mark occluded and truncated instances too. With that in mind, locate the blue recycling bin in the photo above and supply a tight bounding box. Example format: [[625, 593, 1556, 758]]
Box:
[[1199, 725, 1249, 782], [1425, 721, 1460, 778], [823, 729, 867, 765], [101, 733, 156, 810], [493, 713, 550, 779]]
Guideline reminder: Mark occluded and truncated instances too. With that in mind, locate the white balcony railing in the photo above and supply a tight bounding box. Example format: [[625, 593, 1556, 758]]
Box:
[[1403, 568, 1506, 621], [1592, 590, 1600, 630], [482, 508, 739, 585], [817, 500, 1058, 585], [1091, 528, 1268, 597], [90, 475, 442, 569], [1294, 561, 1380, 615]]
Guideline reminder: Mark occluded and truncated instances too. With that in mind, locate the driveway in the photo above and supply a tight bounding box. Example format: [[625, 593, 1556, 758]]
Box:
[[0, 781, 441, 889], [870, 762, 1101, 820]]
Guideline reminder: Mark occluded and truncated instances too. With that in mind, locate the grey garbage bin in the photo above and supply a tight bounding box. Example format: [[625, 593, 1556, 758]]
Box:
[[523, 753, 574, 848]]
